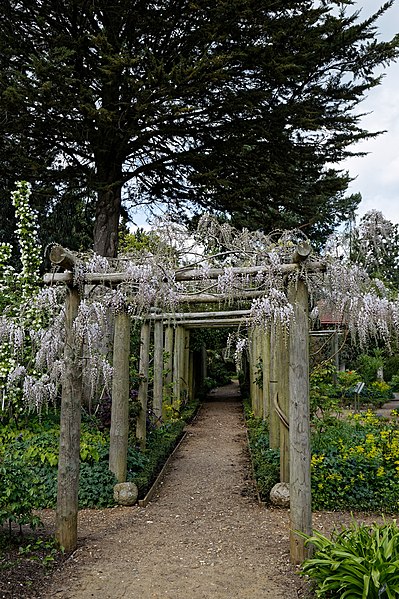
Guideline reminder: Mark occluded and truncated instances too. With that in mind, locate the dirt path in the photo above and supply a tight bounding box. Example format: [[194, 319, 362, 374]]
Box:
[[39, 384, 310, 598]]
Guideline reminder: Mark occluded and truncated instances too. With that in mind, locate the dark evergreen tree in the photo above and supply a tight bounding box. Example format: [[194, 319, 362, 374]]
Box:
[[0, 1, 397, 255]]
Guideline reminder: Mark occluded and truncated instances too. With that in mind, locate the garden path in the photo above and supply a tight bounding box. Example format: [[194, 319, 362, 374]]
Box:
[[38, 382, 310, 598], [376, 392, 399, 418]]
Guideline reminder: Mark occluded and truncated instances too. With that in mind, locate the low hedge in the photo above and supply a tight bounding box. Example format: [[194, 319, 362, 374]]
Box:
[[244, 404, 279, 502]]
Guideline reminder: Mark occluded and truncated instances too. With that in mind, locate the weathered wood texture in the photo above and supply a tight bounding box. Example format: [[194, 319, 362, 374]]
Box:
[[44, 258, 324, 285], [49, 245, 77, 271], [277, 327, 290, 483], [153, 320, 164, 423], [163, 326, 174, 404], [188, 348, 194, 402], [56, 286, 82, 552], [173, 326, 185, 402], [261, 329, 270, 421], [254, 328, 263, 417], [289, 280, 312, 564], [136, 322, 150, 448], [183, 329, 190, 402], [109, 311, 131, 482], [248, 329, 256, 415], [269, 326, 280, 450]]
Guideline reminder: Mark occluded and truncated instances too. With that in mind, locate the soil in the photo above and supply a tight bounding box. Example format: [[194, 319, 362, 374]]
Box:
[[2, 382, 396, 599]]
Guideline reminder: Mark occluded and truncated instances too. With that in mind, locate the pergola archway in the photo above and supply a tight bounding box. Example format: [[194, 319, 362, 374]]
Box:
[[45, 242, 324, 563]]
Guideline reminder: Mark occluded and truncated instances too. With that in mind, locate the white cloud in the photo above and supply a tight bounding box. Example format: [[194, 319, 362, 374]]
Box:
[[342, 3, 399, 225]]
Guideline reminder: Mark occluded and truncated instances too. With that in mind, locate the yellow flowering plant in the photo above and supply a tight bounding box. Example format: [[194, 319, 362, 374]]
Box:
[[312, 412, 399, 512]]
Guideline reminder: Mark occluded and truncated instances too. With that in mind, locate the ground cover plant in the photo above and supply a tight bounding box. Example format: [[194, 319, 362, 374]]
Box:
[[246, 401, 399, 513], [0, 400, 199, 597], [0, 530, 65, 599], [311, 410, 399, 512], [244, 403, 280, 500], [0, 399, 199, 521], [300, 519, 399, 598]]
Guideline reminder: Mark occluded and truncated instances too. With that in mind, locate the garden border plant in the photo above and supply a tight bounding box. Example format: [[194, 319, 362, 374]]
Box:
[[300, 518, 399, 598]]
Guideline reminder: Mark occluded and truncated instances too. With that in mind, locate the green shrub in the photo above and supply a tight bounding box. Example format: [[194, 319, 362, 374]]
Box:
[[130, 420, 186, 496], [245, 409, 280, 501], [311, 411, 399, 512], [310, 362, 343, 419], [79, 462, 117, 508], [384, 355, 399, 383], [300, 519, 399, 598], [389, 374, 399, 393], [0, 450, 44, 529], [0, 402, 198, 510], [356, 351, 385, 384]]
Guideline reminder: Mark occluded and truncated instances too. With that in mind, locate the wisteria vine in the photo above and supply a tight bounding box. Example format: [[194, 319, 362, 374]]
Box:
[[1, 192, 399, 414]]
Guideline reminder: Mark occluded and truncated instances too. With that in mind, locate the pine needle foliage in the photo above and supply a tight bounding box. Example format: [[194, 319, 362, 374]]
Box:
[[0, 1, 398, 253]]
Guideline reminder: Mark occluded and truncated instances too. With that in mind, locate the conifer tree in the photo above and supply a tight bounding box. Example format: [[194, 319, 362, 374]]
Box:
[[0, 1, 397, 255]]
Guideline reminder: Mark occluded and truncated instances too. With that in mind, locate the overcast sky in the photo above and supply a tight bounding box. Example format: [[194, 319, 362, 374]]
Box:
[[344, 1, 399, 225]]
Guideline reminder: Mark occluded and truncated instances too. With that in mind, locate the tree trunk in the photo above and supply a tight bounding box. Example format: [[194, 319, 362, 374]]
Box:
[[93, 161, 123, 258]]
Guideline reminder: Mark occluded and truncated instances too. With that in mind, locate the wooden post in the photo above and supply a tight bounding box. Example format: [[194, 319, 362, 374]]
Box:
[[201, 344, 207, 383], [183, 329, 190, 403], [136, 322, 150, 448], [269, 325, 280, 450], [153, 319, 163, 423], [278, 326, 290, 483], [163, 325, 174, 405], [289, 279, 312, 564], [256, 327, 263, 418], [49, 245, 77, 271], [249, 329, 260, 416], [56, 285, 82, 552], [188, 348, 194, 401], [109, 311, 130, 482], [173, 326, 184, 403], [261, 328, 270, 421]]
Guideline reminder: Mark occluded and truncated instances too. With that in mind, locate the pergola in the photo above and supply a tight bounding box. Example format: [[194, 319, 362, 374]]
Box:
[[45, 242, 325, 564]]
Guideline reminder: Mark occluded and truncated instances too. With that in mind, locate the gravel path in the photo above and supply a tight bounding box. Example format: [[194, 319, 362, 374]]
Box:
[[40, 384, 310, 598]]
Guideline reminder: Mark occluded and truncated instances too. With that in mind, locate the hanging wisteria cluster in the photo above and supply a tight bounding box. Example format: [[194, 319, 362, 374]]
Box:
[[249, 290, 294, 335], [321, 260, 399, 350], [2, 187, 399, 414]]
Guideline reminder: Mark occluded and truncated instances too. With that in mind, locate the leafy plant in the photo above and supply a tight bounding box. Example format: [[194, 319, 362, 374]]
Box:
[[130, 420, 186, 496], [0, 450, 44, 530], [356, 350, 385, 384], [311, 411, 399, 512], [17, 537, 62, 568], [389, 374, 399, 393], [78, 462, 117, 508], [310, 361, 343, 419], [300, 519, 399, 598], [245, 405, 280, 501], [384, 355, 399, 385]]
